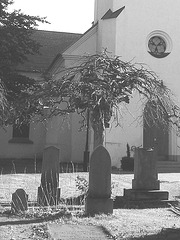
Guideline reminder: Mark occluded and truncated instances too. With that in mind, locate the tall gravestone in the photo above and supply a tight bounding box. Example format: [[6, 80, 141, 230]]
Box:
[[132, 148, 160, 190], [85, 145, 113, 215], [37, 146, 61, 206], [124, 147, 169, 200], [11, 189, 28, 213]]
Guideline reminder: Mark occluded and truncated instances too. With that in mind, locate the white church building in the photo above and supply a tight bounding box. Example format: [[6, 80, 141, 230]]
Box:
[[0, 0, 180, 171]]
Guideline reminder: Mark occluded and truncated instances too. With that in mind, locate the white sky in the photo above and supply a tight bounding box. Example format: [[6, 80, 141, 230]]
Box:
[[10, 0, 95, 33]]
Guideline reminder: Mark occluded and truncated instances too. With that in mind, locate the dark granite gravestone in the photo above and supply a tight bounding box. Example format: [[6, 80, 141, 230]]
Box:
[[37, 146, 61, 206], [85, 145, 113, 215], [11, 188, 28, 213]]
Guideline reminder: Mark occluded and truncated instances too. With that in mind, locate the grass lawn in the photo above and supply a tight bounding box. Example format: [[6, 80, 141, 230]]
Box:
[[0, 172, 179, 202], [0, 172, 179, 239]]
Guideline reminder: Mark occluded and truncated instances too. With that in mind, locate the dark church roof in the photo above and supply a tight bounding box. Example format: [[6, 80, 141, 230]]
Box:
[[17, 30, 82, 73]]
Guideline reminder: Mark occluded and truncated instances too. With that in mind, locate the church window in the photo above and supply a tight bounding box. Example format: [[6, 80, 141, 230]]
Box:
[[148, 36, 166, 56], [12, 123, 30, 139], [147, 31, 172, 58], [9, 123, 33, 144]]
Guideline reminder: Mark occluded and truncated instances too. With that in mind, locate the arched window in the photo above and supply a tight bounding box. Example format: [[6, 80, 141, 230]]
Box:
[[143, 101, 169, 161]]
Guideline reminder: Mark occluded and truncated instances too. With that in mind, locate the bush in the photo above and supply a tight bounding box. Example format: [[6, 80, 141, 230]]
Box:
[[121, 143, 134, 171]]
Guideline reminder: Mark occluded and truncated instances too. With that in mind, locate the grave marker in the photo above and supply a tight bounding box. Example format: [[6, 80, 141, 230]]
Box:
[[37, 146, 61, 206], [124, 147, 169, 201], [85, 145, 113, 215], [11, 189, 28, 213]]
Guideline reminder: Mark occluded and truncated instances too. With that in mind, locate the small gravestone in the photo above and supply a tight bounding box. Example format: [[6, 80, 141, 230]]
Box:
[[37, 146, 61, 206], [11, 189, 28, 213], [85, 145, 113, 215]]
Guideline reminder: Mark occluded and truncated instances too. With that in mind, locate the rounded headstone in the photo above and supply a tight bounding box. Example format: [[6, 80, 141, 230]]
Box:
[[88, 145, 111, 198]]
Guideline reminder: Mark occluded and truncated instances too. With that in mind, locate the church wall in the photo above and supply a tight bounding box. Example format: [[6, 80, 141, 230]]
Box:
[[104, 92, 143, 167], [115, 0, 180, 93], [0, 70, 46, 161], [0, 122, 46, 159], [44, 115, 72, 162], [94, 0, 113, 24], [50, 29, 98, 164], [114, 0, 180, 161], [93, 0, 180, 165], [101, 19, 117, 55], [12, 0, 180, 167], [71, 112, 87, 163]]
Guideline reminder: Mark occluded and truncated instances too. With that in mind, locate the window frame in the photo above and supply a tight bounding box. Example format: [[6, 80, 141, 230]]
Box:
[[9, 123, 33, 144]]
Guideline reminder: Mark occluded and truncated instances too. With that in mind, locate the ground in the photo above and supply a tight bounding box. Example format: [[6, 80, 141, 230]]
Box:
[[0, 172, 179, 239], [0, 208, 180, 239]]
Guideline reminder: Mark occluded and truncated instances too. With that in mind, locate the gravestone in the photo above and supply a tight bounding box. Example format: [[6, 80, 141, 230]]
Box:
[[11, 189, 28, 213], [85, 145, 113, 215], [37, 146, 61, 206], [124, 147, 169, 200], [132, 148, 160, 190]]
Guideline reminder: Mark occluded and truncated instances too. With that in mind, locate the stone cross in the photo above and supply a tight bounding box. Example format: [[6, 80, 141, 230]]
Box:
[[37, 146, 61, 206], [85, 145, 113, 215], [11, 189, 28, 213]]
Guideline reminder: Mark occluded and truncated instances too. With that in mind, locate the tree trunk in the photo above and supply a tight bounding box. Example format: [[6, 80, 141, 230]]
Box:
[[92, 121, 104, 149]]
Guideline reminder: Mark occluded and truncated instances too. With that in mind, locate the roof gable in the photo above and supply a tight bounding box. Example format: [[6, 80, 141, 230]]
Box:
[[63, 23, 98, 55]]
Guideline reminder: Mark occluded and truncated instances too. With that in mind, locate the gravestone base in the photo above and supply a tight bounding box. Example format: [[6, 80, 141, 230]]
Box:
[[85, 197, 113, 215], [37, 186, 61, 206], [114, 196, 177, 209], [124, 189, 169, 201], [132, 179, 160, 190]]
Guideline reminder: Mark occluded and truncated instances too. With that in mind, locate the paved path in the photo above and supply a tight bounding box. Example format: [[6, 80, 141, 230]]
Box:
[[48, 224, 111, 240]]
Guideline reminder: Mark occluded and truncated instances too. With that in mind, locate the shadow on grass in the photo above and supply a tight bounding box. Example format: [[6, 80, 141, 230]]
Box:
[[0, 211, 72, 226], [131, 228, 180, 240]]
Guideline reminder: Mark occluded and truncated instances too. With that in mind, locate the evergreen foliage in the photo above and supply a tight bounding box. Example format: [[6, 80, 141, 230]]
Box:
[[0, 0, 47, 124]]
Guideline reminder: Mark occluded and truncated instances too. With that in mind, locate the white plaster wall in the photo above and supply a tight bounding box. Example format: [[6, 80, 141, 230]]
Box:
[[51, 29, 99, 164], [0, 122, 46, 159], [41, 0, 180, 166], [0, 70, 47, 160], [94, 0, 180, 165], [104, 92, 143, 167], [115, 0, 180, 91], [45, 115, 72, 162], [71, 112, 86, 163], [114, 0, 180, 162], [101, 19, 117, 55], [94, 0, 113, 23]]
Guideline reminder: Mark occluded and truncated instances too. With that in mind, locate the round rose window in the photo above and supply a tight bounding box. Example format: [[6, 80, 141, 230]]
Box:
[[147, 31, 172, 58], [148, 36, 166, 56]]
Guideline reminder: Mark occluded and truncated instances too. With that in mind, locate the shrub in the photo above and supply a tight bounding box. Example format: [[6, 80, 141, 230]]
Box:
[[121, 144, 134, 171]]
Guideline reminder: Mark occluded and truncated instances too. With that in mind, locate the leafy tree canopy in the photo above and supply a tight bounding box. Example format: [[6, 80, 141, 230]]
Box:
[[0, 0, 47, 123]]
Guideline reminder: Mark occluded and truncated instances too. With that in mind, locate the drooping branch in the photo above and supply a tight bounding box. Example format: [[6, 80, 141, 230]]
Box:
[[12, 52, 180, 136]]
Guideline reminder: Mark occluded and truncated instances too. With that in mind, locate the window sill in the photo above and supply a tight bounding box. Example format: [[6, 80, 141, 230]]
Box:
[[8, 138, 33, 144]]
